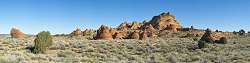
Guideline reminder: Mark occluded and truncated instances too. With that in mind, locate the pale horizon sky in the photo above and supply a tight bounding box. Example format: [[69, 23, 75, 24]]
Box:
[[0, 0, 250, 34]]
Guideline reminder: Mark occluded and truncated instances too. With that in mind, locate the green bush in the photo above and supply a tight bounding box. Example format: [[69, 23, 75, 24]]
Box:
[[32, 31, 53, 54], [198, 41, 208, 49]]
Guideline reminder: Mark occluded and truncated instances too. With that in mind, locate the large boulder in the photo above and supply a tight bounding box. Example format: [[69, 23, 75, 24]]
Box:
[[10, 27, 25, 39], [95, 25, 113, 40], [149, 12, 181, 32]]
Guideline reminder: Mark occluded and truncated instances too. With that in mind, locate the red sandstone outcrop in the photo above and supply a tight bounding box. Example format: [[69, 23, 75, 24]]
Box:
[[200, 28, 224, 43], [110, 28, 119, 36], [82, 29, 95, 36], [95, 25, 113, 40], [149, 12, 181, 32], [70, 28, 82, 36], [143, 24, 157, 34], [10, 27, 25, 39], [200, 29, 215, 42], [113, 31, 127, 39], [130, 22, 142, 30], [118, 22, 130, 31], [130, 30, 140, 39], [140, 31, 148, 40]]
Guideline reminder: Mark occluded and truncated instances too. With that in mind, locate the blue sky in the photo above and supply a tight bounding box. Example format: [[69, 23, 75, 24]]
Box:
[[0, 0, 250, 34]]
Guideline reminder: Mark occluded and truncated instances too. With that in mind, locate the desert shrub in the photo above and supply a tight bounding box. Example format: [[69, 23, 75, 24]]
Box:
[[193, 37, 199, 41], [198, 41, 208, 49], [32, 31, 53, 54]]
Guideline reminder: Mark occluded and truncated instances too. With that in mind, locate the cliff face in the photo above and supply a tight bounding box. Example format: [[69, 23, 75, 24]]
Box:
[[149, 12, 181, 31]]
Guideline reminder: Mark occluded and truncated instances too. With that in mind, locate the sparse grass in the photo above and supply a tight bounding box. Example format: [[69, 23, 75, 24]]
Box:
[[0, 32, 250, 63]]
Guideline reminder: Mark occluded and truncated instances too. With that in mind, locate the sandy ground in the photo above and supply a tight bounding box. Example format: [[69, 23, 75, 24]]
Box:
[[0, 33, 250, 63]]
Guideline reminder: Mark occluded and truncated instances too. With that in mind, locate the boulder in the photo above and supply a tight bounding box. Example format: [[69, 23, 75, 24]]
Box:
[[95, 25, 113, 40], [10, 27, 25, 39]]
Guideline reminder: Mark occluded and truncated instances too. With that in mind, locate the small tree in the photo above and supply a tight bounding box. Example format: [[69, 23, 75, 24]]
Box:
[[32, 31, 53, 54]]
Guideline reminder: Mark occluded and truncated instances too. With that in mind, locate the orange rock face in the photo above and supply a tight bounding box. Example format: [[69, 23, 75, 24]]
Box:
[[140, 31, 148, 40], [113, 31, 127, 39], [130, 30, 140, 39], [95, 25, 113, 40], [200, 29, 214, 42], [168, 24, 179, 32], [110, 28, 119, 36], [10, 27, 25, 39], [130, 22, 142, 30], [118, 22, 130, 31], [149, 12, 181, 32], [71, 28, 82, 36], [143, 24, 157, 34], [82, 29, 95, 36]]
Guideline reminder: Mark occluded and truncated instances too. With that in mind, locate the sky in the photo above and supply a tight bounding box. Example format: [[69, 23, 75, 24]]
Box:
[[0, 0, 250, 34]]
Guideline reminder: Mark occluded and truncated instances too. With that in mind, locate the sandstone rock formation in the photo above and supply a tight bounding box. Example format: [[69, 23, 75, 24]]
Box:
[[143, 24, 157, 34], [82, 29, 95, 36], [130, 22, 142, 30], [149, 12, 181, 32], [216, 37, 228, 44], [140, 31, 148, 40], [70, 28, 82, 37], [200, 28, 224, 43], [118, 22, 130, 31], [10, 27, 25, 39], [110, 28, 119, 36], [200, 29, 215, 43], [113, 31, 127, 39], [130, 30, 140, 39], [95, 25, 113, 40]]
